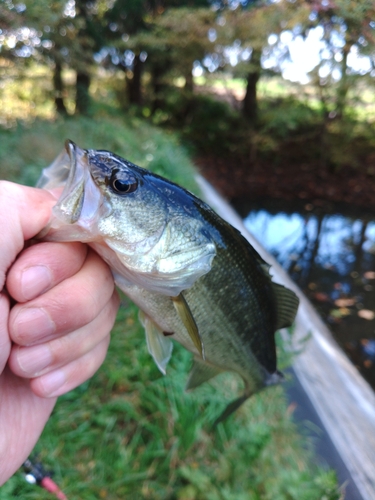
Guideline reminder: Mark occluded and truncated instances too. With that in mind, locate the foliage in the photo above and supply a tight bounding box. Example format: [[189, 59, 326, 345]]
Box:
[[102, 1, 214, 108], [148, 8, 217, 87], [2, 0, 375, 124], [304, 0, 375, 119], [258, 97, 322, 139], [0, 0, 110, 115], [158, 86, 375, 173], [158, 91, 250, 156]]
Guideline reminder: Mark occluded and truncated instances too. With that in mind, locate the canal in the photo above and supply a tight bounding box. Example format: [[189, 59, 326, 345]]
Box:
[[233, 198, 375, 390]]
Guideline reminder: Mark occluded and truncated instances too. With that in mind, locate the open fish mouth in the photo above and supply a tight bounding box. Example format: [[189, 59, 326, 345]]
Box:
[[37, 140, 108, 240], [37, 140, 72, 192], [52, 141, 87, 224]]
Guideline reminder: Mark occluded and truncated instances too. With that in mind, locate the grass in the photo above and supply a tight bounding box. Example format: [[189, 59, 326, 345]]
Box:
[[0, 115, 341, 498], [194, 73, 375, 120], [3, 304, 340, 500], [0, 62, 57, 126], [0, 114, 199, 193]]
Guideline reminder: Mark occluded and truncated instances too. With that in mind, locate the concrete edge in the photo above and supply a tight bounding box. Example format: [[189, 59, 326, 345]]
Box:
[[196, 175, 375, 500]]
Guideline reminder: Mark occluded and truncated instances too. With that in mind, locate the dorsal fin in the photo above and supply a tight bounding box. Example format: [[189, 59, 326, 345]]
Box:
[[272, 282, 299, 330]]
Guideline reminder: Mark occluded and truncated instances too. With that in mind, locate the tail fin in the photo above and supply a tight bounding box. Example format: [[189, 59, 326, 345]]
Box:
[[213, 371, 284, 427], [213, 393, 249, 427]]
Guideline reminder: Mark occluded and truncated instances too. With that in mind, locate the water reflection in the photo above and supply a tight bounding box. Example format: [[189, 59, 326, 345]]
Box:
[[238, 201, 375, 390]]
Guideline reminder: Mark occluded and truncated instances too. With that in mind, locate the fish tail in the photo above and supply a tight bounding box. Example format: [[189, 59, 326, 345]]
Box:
[[213, 393, 250, 427], [213, 371, 284, 427]]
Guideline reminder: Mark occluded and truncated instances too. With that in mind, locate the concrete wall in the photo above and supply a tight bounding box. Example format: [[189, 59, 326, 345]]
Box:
[[197, 176, 375, 500]]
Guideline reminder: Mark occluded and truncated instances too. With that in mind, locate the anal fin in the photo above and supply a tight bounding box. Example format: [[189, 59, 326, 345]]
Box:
[[185, 358, 222, 391], [139, 310, 173, 375]]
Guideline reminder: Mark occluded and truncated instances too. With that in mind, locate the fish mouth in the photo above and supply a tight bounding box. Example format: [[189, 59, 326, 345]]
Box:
[[52, 140, 87, 224], [37, 140, 108, 240]]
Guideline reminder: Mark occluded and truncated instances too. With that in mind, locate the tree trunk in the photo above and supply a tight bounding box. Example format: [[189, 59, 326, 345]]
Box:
[[184, 65, 194, 93], [150, 61, 169, 113], [53, 60, 67, 116], [316, 76, 330, 169], [242, 48, 262, 127], [126, 54, 142, 105], [75, 71, 91, 115], [335, 40, 351, 120]]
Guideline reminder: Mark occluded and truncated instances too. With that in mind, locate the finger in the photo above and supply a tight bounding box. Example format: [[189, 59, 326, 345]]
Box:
[[6, 242, 88, 302], [0, 182, 56, 289], [9, 290, 119, 378], [9, 249, 115, 346], [30, 336, 111, 398], [0, 293, 11, 374]]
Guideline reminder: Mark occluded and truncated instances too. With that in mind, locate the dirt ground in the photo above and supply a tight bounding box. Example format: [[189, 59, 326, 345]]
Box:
[[196, 154, 375, 215]]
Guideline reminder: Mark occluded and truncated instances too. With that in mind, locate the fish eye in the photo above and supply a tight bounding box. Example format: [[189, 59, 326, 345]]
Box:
[[110, 171, 138, 195]]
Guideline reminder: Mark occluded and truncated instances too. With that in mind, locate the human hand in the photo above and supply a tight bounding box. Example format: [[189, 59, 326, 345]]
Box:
[[0, 181, 120, 485]]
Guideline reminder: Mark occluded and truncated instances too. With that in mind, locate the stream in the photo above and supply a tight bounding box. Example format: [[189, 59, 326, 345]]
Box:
[[233, 198, 375, 391]]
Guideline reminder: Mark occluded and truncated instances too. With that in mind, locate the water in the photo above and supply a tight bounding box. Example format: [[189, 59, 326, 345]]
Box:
[[234, 198, 375, 390]]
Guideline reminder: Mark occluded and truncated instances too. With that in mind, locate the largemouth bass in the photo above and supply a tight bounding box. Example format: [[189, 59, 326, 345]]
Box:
[[37, 141, 299, 423]]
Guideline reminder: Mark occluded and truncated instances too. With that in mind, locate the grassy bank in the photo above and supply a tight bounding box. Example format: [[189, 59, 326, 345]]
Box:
[[1, 116, 341, 499], [0, 114, 198, 193]]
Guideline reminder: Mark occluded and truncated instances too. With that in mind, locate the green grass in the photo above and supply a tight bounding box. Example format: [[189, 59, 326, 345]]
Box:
[[3, 305, 340, 500], [0, 115, 199, 193], [0, 116, 341, 499]]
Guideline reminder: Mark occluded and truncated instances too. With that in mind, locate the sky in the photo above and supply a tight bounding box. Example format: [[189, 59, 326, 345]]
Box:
[[275, 27, 374, 84], [194, 24, 374, 84]]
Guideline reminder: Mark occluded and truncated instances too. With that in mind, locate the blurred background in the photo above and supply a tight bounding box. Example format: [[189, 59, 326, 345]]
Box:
[[1, 0, 375, 498]]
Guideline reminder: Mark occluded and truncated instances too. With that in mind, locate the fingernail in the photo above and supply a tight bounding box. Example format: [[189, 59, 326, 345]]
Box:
[[13, 308, 55, 343], [40, 369, 66, 396], [21, 266, 52, 300], [17, 345, 52, 375]]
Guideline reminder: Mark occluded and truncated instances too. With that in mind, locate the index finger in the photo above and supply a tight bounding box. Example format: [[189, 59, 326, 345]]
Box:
[[0, 182, 56, 290], [6, 242, 88, 303]]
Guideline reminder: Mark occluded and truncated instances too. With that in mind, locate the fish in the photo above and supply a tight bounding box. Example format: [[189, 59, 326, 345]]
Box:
[[37, 140, 299, 424]]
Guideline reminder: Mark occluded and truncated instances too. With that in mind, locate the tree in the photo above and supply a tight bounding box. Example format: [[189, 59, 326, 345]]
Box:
[[308, 0, 375, 120], [72, 0, 105, 115], [150, 7, 216, 92], [0, 0, 71, 115], [103, 0, 211, 107], [216, 0, 310, 125], [0, 0, 105, 116]]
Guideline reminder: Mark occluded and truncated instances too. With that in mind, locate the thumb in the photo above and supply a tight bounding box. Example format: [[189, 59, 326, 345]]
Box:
[[0, 181, 56, 290]]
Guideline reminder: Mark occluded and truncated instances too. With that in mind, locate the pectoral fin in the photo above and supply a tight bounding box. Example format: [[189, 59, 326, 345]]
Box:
[[185, 358, 222, 391], [139, 311, 173, 375], [171, 293, 205, 359]]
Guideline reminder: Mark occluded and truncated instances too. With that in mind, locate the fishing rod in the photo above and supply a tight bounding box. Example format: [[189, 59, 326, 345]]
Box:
[[22, 456, 68, 500]]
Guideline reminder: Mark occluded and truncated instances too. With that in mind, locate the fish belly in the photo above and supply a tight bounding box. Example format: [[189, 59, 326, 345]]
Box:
[[115, 272, 269, 395]]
